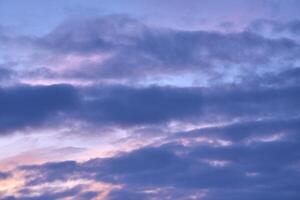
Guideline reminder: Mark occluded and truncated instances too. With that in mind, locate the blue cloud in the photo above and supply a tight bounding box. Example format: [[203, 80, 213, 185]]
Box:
[[0, 84, 79, 133], [14, 126, 300, 199]]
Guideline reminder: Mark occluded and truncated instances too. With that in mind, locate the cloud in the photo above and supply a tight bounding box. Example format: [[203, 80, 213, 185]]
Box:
[[177, 117, 300, 142], [0, 84, 202, 133], [0, 84, 79, 133], [0, 68, 14, 82], [77, 82, 300, 127], [37, 15, 144, 54], [79, 85, 203, 126], [2, 77, 295, 198], [1, 185, 99, 200], [0, 172, 10, 180], [10, 120, 300, 200], [1, 2, 300, 200], [1, 75, 300, 134], [248, 19, 300, 36], [8, 15, 298, 85], [201, 84, 300, 121], [60, 24, 299, 82]]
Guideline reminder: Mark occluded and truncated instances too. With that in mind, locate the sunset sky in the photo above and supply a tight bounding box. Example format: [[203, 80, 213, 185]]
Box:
[[0, 0, 300, 199]]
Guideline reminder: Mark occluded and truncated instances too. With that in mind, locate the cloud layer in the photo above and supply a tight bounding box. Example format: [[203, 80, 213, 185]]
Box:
[[1, 1, 300, 199]]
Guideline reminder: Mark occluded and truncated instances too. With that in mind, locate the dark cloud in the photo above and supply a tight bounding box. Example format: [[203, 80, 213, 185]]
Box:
[[0, 171, 10, 180], [106, 189, 148, 200], [18, 15, 299, 83], [78, 83, 300, 127], [201, 84, 300, 121], [106, 187, 205, 200], [1, 80, 299, 197], [76, 83, 297, 128], [72, 29, 298, 82], [79, 85, 202, 126], [272, 67, 300, 85], [15, 124, 300, 200], [0, 84, 79, 133], [0, 84, 203, 133], [243, 67, 300, 87], [1, 77, 299, 133]]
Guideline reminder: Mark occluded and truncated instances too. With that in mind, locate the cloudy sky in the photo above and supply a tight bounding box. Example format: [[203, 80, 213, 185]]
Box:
[[0, 0, 300, 199]]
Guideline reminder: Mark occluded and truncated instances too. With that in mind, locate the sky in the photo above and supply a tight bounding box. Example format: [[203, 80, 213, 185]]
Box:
[[0, 0, 300, 199]]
